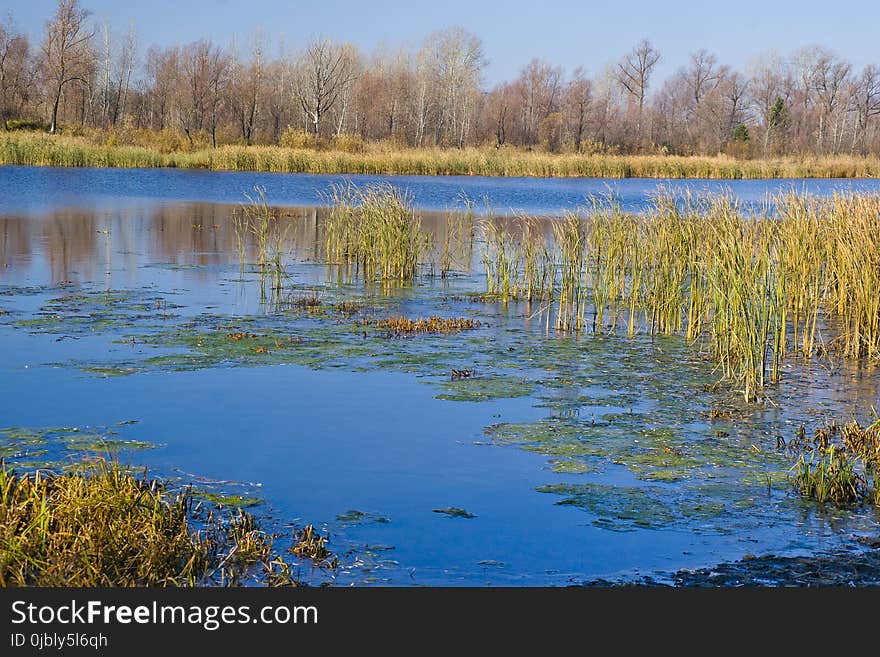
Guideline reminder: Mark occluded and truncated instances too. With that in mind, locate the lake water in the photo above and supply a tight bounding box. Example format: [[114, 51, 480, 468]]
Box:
[[5, 165, 880, 216], [1, 165, 879, 586]]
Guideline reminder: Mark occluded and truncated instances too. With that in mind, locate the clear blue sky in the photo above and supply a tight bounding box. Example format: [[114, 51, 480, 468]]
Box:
[[6, 0, 880, 84]]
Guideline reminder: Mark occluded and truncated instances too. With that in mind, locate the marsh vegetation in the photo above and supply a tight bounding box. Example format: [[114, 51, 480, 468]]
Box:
[[0, 459, 332, 586], [3, 172, 880, 586], [313, 185, 880, 403]]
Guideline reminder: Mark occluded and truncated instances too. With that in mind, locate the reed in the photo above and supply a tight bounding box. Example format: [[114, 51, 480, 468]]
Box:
[[438, 207, 475, 278], [323, 183, 423, 283], [480, 216, 520, 301], [553, 212, 588, 331], [463, 189, 880, 400], [224, 180, 880, 400], [8, 130, 880, 178]]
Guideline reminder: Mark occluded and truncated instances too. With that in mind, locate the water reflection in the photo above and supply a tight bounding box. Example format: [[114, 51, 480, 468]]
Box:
[[0, 202, 489, 289], [5, 165, 880, 217]]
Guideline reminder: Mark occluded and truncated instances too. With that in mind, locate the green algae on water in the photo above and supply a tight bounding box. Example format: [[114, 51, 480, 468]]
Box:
[[433, 507, 477, 519], [435, 375, 536, 402], [336, 509, 391, 524]]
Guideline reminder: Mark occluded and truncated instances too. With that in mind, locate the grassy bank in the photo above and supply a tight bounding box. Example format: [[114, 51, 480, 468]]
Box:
[[0, 459, 325, 586], [3, 131, 880, 178]]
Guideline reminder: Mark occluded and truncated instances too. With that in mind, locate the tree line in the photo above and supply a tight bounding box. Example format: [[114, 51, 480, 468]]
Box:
[[2, 0, 879, 157]]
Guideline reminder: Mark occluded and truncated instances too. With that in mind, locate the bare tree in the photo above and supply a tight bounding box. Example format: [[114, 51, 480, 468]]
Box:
[[229, 32, 266, 144], [98, 21, 110, 125], [484, 81, 514, 147], [331, 44, 361, 136], [748, 52, 792, 155], [721, 71, 749, 142], [411, 46, 432, 145], [685, 50, 720, 107], [144, 45, 178, 130], [41, 0, 94, 134], [112, 22, 137, 125], [10, 2, 880, 158], [851, 65, 880, 154], [616, 39, 660, 144], [564, 68, 593, 152], [178, 40, 227, 147], [265, 52, 290, 144], [516, 58, 562, 146], [680, 50, 721, 149], [420, 27, 485, 146], [294, 38, 358, 137], [0, 15, 32, 129], [809, 49, 851, 154]]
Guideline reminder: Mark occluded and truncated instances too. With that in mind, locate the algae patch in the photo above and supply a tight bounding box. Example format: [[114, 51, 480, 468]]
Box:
[[435, 375, 535, 402], [433, 507, 477, 519]]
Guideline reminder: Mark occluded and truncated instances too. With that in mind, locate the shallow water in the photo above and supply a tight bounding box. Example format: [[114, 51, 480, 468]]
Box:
[[1, 166, 879, 586]]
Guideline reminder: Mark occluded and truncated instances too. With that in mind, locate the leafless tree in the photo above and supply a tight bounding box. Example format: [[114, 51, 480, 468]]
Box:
[[8, 3, 880, 157], [265, 52, 290, 144], [420, 27, 485, 146], [564, 67, 592, 152], [178, 40, 227, 147], [616, 39, 660, 144], [0, 15, 33, 129], [41, 0, 94, 134], [294, 38, 358, 137], [851, 65, 880, 154], [748, 52, 792, 155], [144, 45, 178, 130], [229, 33, 266, 144], [809, 48, 851, 153], [331, 44, 361, 136], [516, 59, 562, 146], [112, 22, 137, 125]]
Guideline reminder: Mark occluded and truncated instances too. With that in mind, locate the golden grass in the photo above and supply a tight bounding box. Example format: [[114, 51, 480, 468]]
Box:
[[0, 460, 212, 586], [5, 130, 880, 178], [370, 316, 481, 335], [0, 459, 314, 586]]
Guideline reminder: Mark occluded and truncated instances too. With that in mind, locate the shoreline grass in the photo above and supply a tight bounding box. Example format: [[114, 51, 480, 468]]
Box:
[[4, 131, 880, 179], [0, 459, 319, 586]]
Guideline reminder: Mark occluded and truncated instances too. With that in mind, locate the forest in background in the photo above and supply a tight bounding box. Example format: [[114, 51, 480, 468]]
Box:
[[2, 0, 880, 161]]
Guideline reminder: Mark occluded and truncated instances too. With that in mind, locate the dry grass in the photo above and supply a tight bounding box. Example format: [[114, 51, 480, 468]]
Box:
[[370, 316, 481, 335], [0, 460, 212, 586], [0, 459, 323, 586], [5, 130, 880, 178]]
